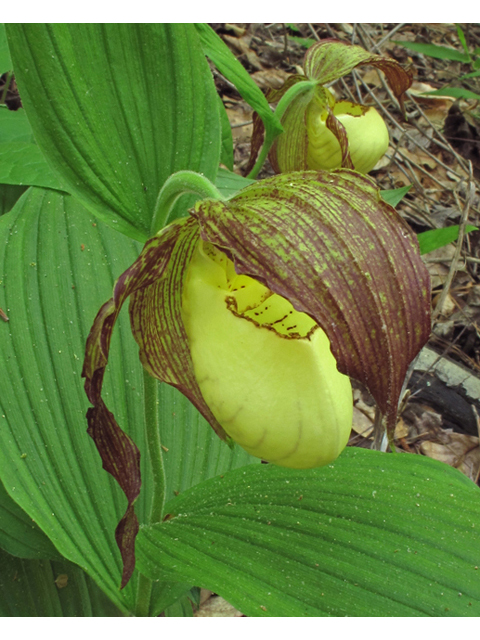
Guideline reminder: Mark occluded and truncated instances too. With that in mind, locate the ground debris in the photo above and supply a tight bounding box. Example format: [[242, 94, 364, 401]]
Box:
[[194, 590, 244, 617]]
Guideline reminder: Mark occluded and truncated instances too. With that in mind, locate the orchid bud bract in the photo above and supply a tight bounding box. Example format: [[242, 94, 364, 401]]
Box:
[[181, 240, 353, 469]]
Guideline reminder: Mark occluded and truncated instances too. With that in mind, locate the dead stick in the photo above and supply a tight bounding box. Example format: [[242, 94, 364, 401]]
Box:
[[432, 161, 475, 322]]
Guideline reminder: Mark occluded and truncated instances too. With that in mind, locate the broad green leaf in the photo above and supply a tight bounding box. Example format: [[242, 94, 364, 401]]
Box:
[[0, 187, 145, 612], [6, 24, 221, 242], [0, 24, 11, 74], [215, 167, 255, 199], [0, 106, 35, 143], [195, 23, 283, 140], [0, 548, 123, 617], [137, 447, 480, 617], [418, 224, 478, 255], [0, 184, 27, 215], [0, 478, 62, 561], [394, 40, 470, 63], [0, 142, 65, 190], [380, 185, 411, 208], [0, 187, 256, 613], [194, 170, 431, 433]]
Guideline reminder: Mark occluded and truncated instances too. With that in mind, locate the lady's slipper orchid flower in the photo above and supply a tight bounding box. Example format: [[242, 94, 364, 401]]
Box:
[[246, 39, 413, 177], [306, 98, 389, 174], [182, 239, 353, 469], [82, 169, 431, 588]]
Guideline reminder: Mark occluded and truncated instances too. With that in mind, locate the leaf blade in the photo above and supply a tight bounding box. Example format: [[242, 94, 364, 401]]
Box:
[[137, 448, 480, 617], [0, 23, 11, 74], [0, 142, 66, 190], [0, 478, 63, 561], [393, 40, 470, 63], [6, 24, 221, 240], [0, 548, 124, 617], [418, 224, 478, 255]]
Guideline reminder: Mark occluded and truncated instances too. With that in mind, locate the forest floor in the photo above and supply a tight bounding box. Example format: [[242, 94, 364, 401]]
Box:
[[195, 22, 480, 616]]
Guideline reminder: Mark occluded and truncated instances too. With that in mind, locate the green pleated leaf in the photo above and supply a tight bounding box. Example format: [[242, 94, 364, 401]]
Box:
[[6, 24, 221, 241], [0, 478, 62, 561], [0, 104, 65, 193], [195, 23, 283, 140], [0, 106, 35, 143], [162, 589, 197, 617], [194, 170, 431, 433], [0, 24, 11, 74], [137, 448, 480, 617], [0, 142, 65, 190], [0, 548, 123, 617], [0, 187, 145, 611], [0, 187, 256, 612]]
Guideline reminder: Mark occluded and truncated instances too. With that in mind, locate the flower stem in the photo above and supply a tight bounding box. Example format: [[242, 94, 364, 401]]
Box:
[[134, 574, 153, 618], [134, 370, 166, 616], [143, 369, 166, 523], [247, 80, 317, 180], [151, 170, 225, 235]]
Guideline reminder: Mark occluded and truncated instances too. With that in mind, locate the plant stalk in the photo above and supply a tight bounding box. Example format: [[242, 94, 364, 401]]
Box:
[[247, 80, 316, 180], [134, 370, 167, 616], [151, 170, 225, 235], [143, 369, 166, 523]]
